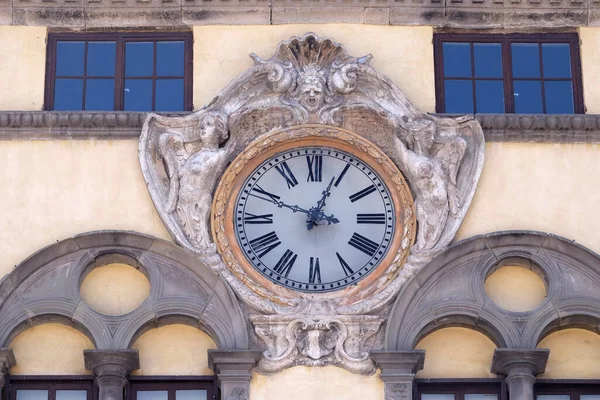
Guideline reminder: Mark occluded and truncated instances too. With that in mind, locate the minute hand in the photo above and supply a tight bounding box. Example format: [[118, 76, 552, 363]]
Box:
[[249, 191, 311, 215]]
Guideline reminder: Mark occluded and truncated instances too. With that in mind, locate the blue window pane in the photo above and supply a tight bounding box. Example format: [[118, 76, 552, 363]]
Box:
[[542, 43, 572, 78], [545, 81, 574, 114], [56, 41, 85, 76], [87, 42, 116, 77], [85, 79, 115, 110], [56, 391, 87, 400], [155, 79, 184, 111], [514, 80, 543, 113], [475, 80, 504, 113], [443, 43, 472, 78], [17, 391, 48, 400], [444, 80, 474, 113], [474, 43, 502, 78], [176, 391, 207, 400], [125, 42, 154, 77], [157, 41, 184, 76], [512, 43, 541, 78], [124, 79, 153, 111], [54, 79, 83, 110]]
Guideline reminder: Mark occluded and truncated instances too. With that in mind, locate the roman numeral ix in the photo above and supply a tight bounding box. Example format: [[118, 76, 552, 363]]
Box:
[[348, 232, 379, 257], [306, 155, 323, 182], [274, 161, 298, 189], [309, 257, 321, 284], [249, 231, 281, 258], [349, 185, 376, 203], [243, 213, 273, 224], [274, 249, 297, 277], [356, 213, 386, 224]]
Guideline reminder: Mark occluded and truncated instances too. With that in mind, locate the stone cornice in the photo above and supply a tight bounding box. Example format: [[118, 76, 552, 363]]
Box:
[[1, 2, 599, 27], [1, 112, 600, 144], [491, 348, 550, 376]]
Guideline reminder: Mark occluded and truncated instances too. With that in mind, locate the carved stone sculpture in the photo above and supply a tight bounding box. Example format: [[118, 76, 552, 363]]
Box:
[[139, 33, 485, 374]]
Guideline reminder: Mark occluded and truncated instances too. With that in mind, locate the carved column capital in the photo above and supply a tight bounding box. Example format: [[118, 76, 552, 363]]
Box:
[[208, 350, 262, 400], [371, 350, 426, 400], [84, 350, 140, 400], [0, 348, 16, 393], [491, 349, 549, 400]]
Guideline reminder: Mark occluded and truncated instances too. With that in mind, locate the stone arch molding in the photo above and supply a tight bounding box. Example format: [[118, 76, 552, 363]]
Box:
[[0, 231, 249, 351], [386, 231, 600, 351]]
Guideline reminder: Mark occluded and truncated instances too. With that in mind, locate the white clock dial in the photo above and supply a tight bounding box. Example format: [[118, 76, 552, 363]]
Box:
[[234, 146, 395, 293]]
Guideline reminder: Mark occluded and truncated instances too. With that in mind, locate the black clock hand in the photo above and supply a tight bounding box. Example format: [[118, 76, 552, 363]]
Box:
[[307, 177, 339, 230], [249, 187, 312, 215]]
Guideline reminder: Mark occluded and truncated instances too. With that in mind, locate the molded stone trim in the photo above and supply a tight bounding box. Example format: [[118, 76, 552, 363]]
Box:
[[84, 350, 140, 400], [491, 349, 549, 400], [0, 231, 249, 351], [1, 2, 599, 27], [2, 112, 600, 144], [371, 350, 425, 400], [208, 350, 262, 400], [0, 348, 16, 392], [386, 231, 600, 350]]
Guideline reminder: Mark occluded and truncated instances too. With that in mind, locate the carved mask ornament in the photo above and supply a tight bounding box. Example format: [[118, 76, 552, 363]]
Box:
[[139, 33, 485, 374]]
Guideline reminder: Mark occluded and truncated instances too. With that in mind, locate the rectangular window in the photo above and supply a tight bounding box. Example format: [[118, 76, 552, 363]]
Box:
[[536, 382, 600, 400], [8, 377, 94, 400], [416, 380, 506, 400], [434, 33, 583, 114], [45, 32, 192, 112], [128, 379, 215, 400]]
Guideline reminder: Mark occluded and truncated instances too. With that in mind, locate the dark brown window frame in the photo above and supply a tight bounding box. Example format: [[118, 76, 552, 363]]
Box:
[[7, 375, 96, 400], [433, 33, 584, 114], [415, 379, 507, 400], [45, 32, 193, 111], [536, 380, 600, 400], [127, 376, 216, 400]]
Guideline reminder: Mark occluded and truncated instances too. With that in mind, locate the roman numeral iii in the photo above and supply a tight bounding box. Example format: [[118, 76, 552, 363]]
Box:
[[306, 155, 322, 182], [274, 161, 298, 189], [249, 231, 281, 258], [348, 232, 379, 257]]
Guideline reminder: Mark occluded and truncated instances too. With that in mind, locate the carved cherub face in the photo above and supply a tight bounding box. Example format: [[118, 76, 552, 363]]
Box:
[[411, 119, 436, 154], [298, 65, 326, 112], [198, 113, 228, 147]]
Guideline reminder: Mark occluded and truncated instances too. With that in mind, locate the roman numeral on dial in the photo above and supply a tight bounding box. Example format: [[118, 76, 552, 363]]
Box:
[[356, 213, 385, 224], [243, 213, 273, 224], [273, 249, 297, 277], [349, 184, 376, 203], [274, 161, 298, 189], [309, 257, 321, 284], [348, 232, 379, 257], [336, 252, 354, 277], [306, 155, 322, 182], [334, 163, 350, 187], [249, 231, 281, 258]]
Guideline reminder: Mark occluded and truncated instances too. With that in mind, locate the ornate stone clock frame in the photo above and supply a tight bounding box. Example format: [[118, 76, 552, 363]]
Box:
[[140, 33, 485, 375]]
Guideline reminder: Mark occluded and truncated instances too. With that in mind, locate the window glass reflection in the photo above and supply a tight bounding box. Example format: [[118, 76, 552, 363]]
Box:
[[137, 391, 168, 400], [124, 79, 153, 111], [465, 394, 497, 400], [514, 80, 543, 113], [126, 42, 154, 77], [474, 43, 502, 78], [537, 396, 570, 400], [445, 80, 473, 113], [476, 80, 504, 113], [542, 43, 572, 78], [16, 391, 48, 400], [545, 80, 574, 113], [156, 79, 184, 111], [443, 43, 472, 78], [54, 79, 84, 110], [511, 43, 541, 78], [157, 42, 184, 76], [176, 390, 207, 400], [56, 391, 88, 400], [56, 42, 85, 76], [85, 79, 115, 110], [422, 394, 455, 400], [87, 42, 116, 77]]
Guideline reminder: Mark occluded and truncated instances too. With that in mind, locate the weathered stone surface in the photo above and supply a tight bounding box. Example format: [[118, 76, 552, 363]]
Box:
[[182, 6, 271, 25]]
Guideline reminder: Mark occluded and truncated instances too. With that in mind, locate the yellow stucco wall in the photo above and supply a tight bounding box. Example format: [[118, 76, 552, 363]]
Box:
[[250, 366, 384, 400], [10, 324, 94, 375], [0, 140, 170, 280], [131, 324, 216, 375], [538, 329, 600, 379], [484, 266, 547, 312], [80, 263, 151, 317], [457, 142, 600, 255], [415, 327, 496, 378], [193, 25, 435, 113], [580, 27, 600, 114], [0, 27, 46, 111]]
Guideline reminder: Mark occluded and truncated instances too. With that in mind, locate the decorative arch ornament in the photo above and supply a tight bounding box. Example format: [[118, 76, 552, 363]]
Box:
[[0, 231, 249, 351], [139, 33, 485, 374]]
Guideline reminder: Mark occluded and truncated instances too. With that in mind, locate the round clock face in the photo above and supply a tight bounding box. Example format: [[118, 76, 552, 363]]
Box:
[[234, 146, 395, 293]]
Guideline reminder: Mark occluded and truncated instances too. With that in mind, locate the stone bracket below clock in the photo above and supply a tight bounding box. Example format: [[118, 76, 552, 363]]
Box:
[[250, 314, 384, 375]]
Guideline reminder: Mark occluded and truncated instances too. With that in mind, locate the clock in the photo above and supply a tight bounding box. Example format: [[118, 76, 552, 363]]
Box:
[[213, 125, 415, 301]]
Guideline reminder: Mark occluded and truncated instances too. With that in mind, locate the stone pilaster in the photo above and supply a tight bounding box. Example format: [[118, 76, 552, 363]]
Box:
[[0, 348, 16, 400], [84, 350, 140, 400], [371, 350, 426, 400], [208, 350, 262, 400], [491, 349, 550, 400]]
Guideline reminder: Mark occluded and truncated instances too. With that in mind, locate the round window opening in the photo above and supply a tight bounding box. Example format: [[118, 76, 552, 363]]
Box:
[[80, 261, 150, 316], [484, 260, 547, 313]]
